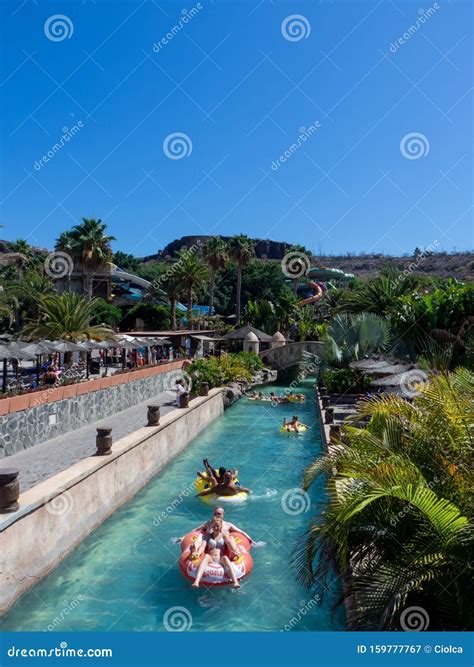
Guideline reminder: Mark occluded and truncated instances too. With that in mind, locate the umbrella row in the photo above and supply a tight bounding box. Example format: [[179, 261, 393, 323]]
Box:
[[0, 336, 172, 393]]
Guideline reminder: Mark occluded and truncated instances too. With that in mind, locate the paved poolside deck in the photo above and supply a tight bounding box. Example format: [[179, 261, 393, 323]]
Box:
[[2, 389, 179, 492]]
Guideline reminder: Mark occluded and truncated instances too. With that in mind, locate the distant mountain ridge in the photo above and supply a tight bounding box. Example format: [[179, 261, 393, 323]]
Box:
[[141, 236, 297, 261]]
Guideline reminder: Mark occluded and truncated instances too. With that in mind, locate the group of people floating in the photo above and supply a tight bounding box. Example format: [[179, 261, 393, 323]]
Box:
[[177, 388, 309, 587], [178, 506, 254, 588], [245, 390, 306, 403]]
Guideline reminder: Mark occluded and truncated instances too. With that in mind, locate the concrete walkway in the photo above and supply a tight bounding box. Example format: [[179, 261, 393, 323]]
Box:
[[3, 390, 179, 492]]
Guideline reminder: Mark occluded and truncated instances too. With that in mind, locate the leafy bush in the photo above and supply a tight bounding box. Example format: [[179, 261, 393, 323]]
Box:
[[321, 368, 371, 393], [189, 352, 260, 388]]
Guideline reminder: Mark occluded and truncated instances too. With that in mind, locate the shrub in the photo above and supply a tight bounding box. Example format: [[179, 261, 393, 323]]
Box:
[[321, 368, 371, 394]]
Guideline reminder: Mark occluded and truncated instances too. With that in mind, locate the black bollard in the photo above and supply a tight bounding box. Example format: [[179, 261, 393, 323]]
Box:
[[147, 405, 160, 426], [96, 427, 113, 456], [0, 468, 20, 513]]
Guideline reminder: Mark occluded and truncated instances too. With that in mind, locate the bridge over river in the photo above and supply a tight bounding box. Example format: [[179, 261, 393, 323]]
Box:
[[260, 341, 324, 371]]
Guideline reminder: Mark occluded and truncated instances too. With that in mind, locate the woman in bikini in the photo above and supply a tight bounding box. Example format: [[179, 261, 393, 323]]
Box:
[[191, 517, 240, 588]]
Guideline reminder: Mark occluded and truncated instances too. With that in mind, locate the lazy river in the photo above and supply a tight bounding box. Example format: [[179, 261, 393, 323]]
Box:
[[0, 382, 344, 632]]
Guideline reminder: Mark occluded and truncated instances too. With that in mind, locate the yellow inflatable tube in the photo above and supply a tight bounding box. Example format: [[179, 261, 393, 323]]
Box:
[[195, 474, 248, 504], [280, 423, 309, 434]]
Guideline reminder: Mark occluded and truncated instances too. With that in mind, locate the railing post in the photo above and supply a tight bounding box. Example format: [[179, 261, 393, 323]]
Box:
[[96, 427, 113, 456], [0, 468, 20, 513], [178, 392, 189, 408], [147, 405, 160, 426], [200, 382, 209, 396]]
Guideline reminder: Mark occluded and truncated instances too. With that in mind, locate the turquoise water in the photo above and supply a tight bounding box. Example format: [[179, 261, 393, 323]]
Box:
[[0, 382, 344, 632]]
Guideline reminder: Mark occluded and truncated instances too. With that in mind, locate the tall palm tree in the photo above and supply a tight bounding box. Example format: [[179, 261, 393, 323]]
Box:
[[176, 250, 209, 322], [147, 271, 182, 331], [22, 293, 115, 341], [228, 235, 255, 324], [56, 218, 116, 300], [297, 369, 474, 631], [202, 237, 228, 316]]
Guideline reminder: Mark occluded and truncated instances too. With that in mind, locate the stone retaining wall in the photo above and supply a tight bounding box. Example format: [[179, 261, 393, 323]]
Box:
[[0, 389, 224, 615], [0, 362, 184, 458]]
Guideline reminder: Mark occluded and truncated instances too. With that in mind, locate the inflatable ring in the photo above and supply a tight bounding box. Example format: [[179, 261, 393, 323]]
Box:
[[280, 423, 309, 434], [287, 396, 307, 403], [195, 474, 248, 504], [179, 530, 253, 586]]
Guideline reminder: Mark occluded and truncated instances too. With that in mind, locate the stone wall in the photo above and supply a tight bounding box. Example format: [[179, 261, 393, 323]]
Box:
[[0, 389, 224, 615], [0, 364, 183, 458]]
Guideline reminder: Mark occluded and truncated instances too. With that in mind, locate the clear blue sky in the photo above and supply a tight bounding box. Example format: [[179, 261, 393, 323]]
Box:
[[0, 0, 472, 257]]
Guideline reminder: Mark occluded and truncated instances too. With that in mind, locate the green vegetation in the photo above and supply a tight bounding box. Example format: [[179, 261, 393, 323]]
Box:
[[22, 293, 114, 341], [297, 370, 474, 631], [189, 351, 264, 388], [56, 218, 115, 300]]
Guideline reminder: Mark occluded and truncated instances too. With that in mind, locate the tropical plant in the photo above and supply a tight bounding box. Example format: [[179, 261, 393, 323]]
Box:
[[245, 299, 276, 333], [122, 302, 171, 331], [228, 235, 255, 324], [176, 249, 209, 320], [334, 274, 422, 317], [159, 271, 184, 331], [21, 293, 115, 341], [324, 313, 391, 367], [189, 351, 261, 388], [89, 298, 122, 327], [202, 237, 228, 316], [321, 367, 371, 393], [56, 218, 116, 300], [297, 369, 474, 631]]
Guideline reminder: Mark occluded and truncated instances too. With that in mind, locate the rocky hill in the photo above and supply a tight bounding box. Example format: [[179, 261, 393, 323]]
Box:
[[140, 236, 473, 280]]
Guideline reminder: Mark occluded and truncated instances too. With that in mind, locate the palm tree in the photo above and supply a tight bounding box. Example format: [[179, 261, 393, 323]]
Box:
[[202, 237, 228, 316], [324, 312, 392, 366], [21, 293, 115, 341], [176, 250, 209, 322], [228, 235, 255, 324], [297, 369, 474, 631], [56, 218, 116, 300], [147, 271, 182, 331], [335, 274, 421, 317], [6, 270, 55, 327]]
